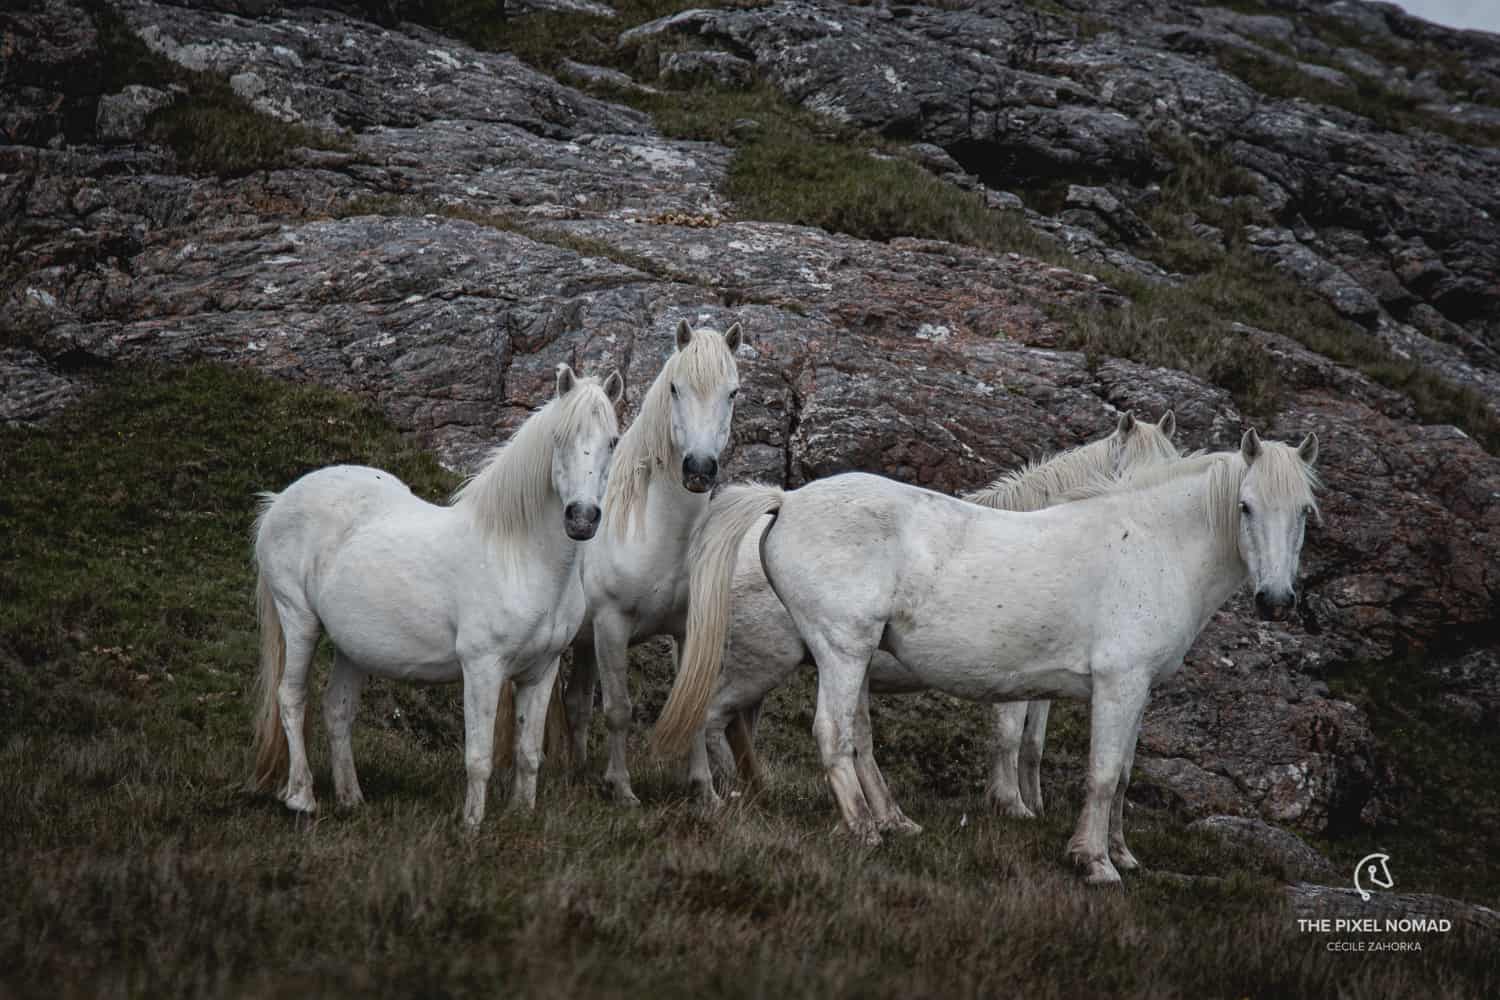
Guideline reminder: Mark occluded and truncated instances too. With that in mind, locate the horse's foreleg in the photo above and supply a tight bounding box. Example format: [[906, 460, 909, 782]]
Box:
[[277, 616, 321, 815], [508, 658, 559, 812], [1020, 700, 1051, 816], [1067, 676, 1150, 885], [324, 651, 366, 809], [853, 688, 921, 835], [727, 699, 769, 796], [986, 702, 1033, 819], [460, 657, 505, 829], [593, 611, 639, 807], [687, 720, 723, 811], [563, 639, 597, 771], [1108, 716, 1143, 872]]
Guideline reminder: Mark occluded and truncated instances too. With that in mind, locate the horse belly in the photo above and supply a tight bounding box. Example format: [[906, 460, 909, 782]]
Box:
[[881, 622, 1093, 702], [314, 542, 466, 681]]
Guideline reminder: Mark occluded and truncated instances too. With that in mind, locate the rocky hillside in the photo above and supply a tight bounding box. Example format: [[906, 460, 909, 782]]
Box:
[[3, 0, 1499, 843]]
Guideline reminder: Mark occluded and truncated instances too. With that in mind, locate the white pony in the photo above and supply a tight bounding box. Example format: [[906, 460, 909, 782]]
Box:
[[657, 429, 1319, 883], [562, 319, 742, 805], [250, 364, 624, 827], [676, 411, 1180, 820]]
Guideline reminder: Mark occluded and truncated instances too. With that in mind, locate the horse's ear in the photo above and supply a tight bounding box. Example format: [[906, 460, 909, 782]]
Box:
[[675, 319, 694, 352], [1240, 427, 1262, 464], [602, 369, 625, 404], [1116, 410, 1136, 435], [724, 322, 743, 352], [1297, 431, 1319, 467], [1158, 409, 1176, 440], [555, 363, 578, 398]]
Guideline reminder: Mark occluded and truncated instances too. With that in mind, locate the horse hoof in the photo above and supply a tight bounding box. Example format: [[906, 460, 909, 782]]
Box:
[[1111, 846, 1141, 871], [284, 790, 318, 815], [1079, 856, 1122, 885], [988, 796, 1036, 821], [607, 785, 641, 808], [882, 814, 924, 837], [838, 821, 883, 848]]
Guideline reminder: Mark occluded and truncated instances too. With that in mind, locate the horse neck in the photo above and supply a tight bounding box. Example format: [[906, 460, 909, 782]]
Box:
[[455, 437, 579, 583], [630, 459, 711, 557], [1131, 470, 1249, 625]]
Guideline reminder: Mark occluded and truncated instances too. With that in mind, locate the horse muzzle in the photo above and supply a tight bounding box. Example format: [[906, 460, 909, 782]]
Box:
[[564, 502, 602, 541], [681, 454, 718, 494], [1254, 588, 1296, 622]]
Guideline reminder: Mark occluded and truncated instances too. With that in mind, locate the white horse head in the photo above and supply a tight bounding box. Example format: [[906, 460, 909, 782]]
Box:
[[1235, 428, 1320, 621], [1109, 409, 1178, 476], [668, 319, 742, 493], [603, 320, 742, 539], [552, 364, 625, 540]]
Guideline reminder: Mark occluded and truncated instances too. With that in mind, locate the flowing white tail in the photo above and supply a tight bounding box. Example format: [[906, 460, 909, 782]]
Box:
[[250, 566, 299, 794], [652, 484, 785, 757]]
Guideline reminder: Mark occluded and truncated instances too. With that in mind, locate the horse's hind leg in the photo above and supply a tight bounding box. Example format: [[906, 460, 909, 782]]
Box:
[[1020, 700, 1051, 817], [804, 635, 882, 846], [276, 610, 321, 815], [508, 658, 560, 812], [324, 651, 366, 809], [563, 639, 597, 772], [853, 688, 921, 835], [986, 702, 1033, 819]]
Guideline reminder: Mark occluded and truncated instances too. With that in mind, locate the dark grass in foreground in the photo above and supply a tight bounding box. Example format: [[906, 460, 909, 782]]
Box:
[[3, 365, 1499, 996]]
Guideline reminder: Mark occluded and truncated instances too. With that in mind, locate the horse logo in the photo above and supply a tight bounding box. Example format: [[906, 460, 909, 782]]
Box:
[[1354, 852, 1394, 901]]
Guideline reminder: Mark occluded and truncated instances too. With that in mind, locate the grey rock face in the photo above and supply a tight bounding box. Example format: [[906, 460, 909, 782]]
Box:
[[659, 50, 754, 89], [95, 85, 174, 143], [1188, 814, 1339, 881], [626, 0, 1500, 361]]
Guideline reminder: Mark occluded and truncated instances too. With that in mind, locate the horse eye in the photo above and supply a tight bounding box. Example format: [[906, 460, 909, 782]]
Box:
[[729, 388, 739, 400], [1239, 501, 1252, 517], [670, 382, 678, 397], [609, 436, 619, 449]]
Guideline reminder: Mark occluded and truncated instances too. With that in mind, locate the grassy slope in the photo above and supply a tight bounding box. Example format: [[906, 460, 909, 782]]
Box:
[[2, 366, 1497, 998]]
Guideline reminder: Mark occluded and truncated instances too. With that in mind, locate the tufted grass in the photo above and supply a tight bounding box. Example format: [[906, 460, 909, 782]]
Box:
[[3, 364, 1498, 997]]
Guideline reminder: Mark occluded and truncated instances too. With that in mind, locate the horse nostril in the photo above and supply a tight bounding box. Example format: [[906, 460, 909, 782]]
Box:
[[584, 505, 601, 525], [703, 457, 718, 480], [564, 502, 580, 521]]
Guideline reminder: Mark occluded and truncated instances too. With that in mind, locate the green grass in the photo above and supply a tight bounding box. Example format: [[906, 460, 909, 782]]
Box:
[[92, 3, 349, 174], [2, 365, 1498, 997], [0, 364, 457, 741]]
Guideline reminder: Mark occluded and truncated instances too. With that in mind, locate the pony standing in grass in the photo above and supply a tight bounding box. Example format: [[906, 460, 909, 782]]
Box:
[[563, 319, 742, 806], [678, 411, 1179, 818], [251, 365, 623, 827], [658, 430, 1319, 883]]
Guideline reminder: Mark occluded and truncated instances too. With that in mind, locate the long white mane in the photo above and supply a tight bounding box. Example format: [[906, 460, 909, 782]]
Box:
[[1067, 443, 1320, 549], [604, 330, 738, 538], [963, 417, 1177, 512], [452, 377, 619, 544]]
